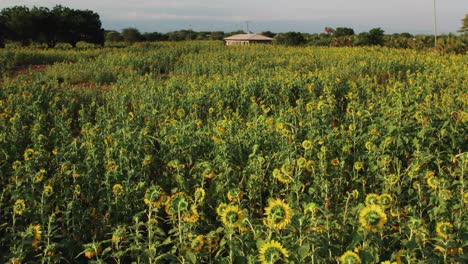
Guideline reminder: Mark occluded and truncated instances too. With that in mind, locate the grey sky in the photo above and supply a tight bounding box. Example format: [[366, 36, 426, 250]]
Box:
[[1, 0, 466, 34]]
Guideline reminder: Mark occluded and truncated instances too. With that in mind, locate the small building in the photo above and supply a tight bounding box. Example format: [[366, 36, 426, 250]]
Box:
[[223, 34, 273, 46]]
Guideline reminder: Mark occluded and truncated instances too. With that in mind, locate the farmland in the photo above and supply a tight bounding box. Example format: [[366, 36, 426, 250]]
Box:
[[0, 42, 467, 263]]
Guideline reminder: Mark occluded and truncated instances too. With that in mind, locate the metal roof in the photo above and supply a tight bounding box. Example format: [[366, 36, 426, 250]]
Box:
[[223, 34, 273, 41]]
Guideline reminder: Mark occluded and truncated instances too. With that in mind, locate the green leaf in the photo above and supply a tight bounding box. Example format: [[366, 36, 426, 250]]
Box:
[[298, 243, 310, 259]]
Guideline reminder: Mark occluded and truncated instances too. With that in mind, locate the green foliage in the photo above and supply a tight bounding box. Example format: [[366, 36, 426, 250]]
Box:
[[355, 28, 385, 46], [459, 14, 468, 34], [122, 28, 142, 43], [334, 27, 355, 37], [275, 32, 307, 46], [0, 5, 104, 47]]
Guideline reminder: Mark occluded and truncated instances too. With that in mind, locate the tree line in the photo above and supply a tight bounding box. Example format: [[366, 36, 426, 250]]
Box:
[[0, 5, 104, 48], [0, 5, 465, 53]]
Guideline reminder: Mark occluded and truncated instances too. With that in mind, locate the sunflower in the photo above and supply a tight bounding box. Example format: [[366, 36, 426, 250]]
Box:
[[303, 202, 319, 216], [111, 225, 126, 244], [339, 250, 361, 264], [379, 193, 393, 207], [358, 205, 387, 233], [331, 159, 340, 166], [227, 188, 243, 202], [43, 185, 53, 197], [220, 204, 244, 228], [258, 240, 289, 264], [364, 193, 380, 206], [464, 192, 468, 205], [34, 169, 46, 183], [190, 235, 204, 252], [305, 160, 315, 172], [435, 222, 452, 239], [216, 203, 228, 216], [24, 148, 35, 161], [264, 199, 292, 230], [280, 163, 294, 175], [9, 258, 21, 264], [106, 161, 117, 173], [395, 249, 407, 264], [426, 176, 439, 189], [296, 157, 307, 168], [176, 108, 186, 118], [144, 185, 165, 208], [302, 140, 312, 150], [165, 192, 191, 216], [112, 184, 124, 197], [273, 168, 292, 184], [31, 224, 41, 249], [183, 205, 199, 224], [84, 244, 101, 259], [13, 199, 26, 215], [204, 233, 220, 253], [353, 162, 364, 171], [194, 188, 206, 203]]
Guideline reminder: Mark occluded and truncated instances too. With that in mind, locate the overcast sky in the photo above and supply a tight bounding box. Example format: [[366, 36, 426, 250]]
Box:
[[1, 0, 467, 34]]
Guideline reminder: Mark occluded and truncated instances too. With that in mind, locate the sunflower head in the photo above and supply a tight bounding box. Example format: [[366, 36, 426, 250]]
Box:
[[296, 157, 307, 168], [379, 193, 393, 207], [331, 158, 340, 166], [258, 240, 289, 264], [194, 187, 206, 203], [353, 162, 364, 171], [365, 193, 380, 206], [305, 160, 315, 172], [280, 163, 294, 175], [302, 140, 312, 150], [24, 148, 35, 161], [13, 199, 26, 216], [182, 205, 199, 224], [144, 185, 164, 208], [216, 203, 228, 216], [190, 235, 204, 252], [112, 184, 124, 197], [358, 205, 387, 233], [435, 222, 453, 239], [220, 204, 244, 229], [426, 176, 439, 189], [339, 250, 361, 264], [227, 188, 243, 202], [31, 224, 42, 249], [273, 168, 292, 184], [111, 225, 126, 244], [264, 198, 292, 230], [165, 192, 191, 216]]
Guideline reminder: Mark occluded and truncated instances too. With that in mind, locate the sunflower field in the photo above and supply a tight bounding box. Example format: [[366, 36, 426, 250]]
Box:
[[0, 42, 467, 263]]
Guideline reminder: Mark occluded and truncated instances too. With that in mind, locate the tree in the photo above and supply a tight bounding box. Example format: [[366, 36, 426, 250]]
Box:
[[142, 32, 166, 42], [355, 28, 385, 46], [0, 16, 5, 48], [106, 31, 123, 42], [52, 5, 104, 47], [30, 7, 57, 47], [459, 14, 468, 34], [121, 28, 142, 43], [334, 27, 354, 37], [209, 31, 225, 40], [261, 31, 276, 38], [0, 6, 35, 45], [274, 32, 306, 46], [368, 28, 385, 45]]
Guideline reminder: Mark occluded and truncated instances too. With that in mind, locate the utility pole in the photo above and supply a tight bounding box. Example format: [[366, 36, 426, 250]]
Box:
[[433, 0, 438, 48], [245, 21, 250, 34]]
